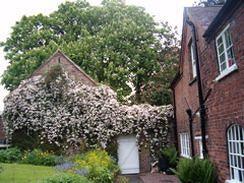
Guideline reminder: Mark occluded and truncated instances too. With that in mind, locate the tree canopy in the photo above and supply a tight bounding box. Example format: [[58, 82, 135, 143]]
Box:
[[1, 0, 179, 105], [195, 0, 226, 6]]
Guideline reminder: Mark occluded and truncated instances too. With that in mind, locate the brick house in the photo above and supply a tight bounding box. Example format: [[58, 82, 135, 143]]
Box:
[[171, 0, 244, 182]]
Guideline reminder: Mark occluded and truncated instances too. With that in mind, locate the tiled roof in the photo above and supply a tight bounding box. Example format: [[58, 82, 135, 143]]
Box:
[[186, 6, 222, 35]]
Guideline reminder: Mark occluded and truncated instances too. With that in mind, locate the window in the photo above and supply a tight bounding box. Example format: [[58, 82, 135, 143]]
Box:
[[216, 25, 236, 75], [195, 136, 206, 159], [227, 124, 244, 182], [190, 41, 197, 78], [180, 133, 191, 158]]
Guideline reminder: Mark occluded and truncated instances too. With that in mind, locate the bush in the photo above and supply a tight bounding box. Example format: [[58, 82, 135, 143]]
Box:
[[21, 149, 58, 166], [73, 149, 119, 183], [174, 157, 217, 183], [161, 146, 178, 168], [0, 147, 22, 163], [42, 173, 92, 183]]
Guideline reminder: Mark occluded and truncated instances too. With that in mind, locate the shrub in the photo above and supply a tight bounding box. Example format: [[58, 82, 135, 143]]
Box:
[[42, 173, 92, 183], [161, 146, 178, 168], [73, 149, 120, 183], [174, 157, 217, 183], [0, 147, 22, 163], [21, 149, 58, 166]]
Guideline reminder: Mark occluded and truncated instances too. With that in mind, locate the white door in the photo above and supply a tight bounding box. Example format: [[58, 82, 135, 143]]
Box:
[[117, 135, 139, 174]]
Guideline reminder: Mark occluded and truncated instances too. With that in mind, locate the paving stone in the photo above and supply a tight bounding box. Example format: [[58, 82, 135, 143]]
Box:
[[139, 173, 180, 183]]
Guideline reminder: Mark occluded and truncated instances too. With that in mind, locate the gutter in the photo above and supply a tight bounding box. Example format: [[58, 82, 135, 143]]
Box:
[[186, 18, 208, 159], [203, 0, 242, 41]]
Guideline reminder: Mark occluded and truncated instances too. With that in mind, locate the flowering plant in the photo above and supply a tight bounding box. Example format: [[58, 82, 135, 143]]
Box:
[[3, 64, 173, 157]]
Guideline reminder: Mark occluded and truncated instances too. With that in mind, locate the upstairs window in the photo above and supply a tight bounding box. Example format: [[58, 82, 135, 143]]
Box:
[[190, 41, 197, 78], [227, 124, 244, 183], [216, 25, 236, 74], [180, 133, 191, 158]]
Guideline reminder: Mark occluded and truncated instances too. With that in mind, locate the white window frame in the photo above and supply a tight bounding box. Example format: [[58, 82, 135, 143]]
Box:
[[215, 24, 237, 81], [226, 124, 244, 183], [180, 133, 191, 158], [194, 136, 208, 159], [190, 41, 197, 78]]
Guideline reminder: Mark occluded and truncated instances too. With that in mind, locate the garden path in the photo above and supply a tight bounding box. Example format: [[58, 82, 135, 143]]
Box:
[[139, 173, 180, 183]]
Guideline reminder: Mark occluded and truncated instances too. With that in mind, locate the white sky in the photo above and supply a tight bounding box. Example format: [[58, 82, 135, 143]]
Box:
[[0, 0, 195, 111]]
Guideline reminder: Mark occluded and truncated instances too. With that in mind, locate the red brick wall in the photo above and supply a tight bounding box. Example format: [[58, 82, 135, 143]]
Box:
[[174, 20, 202, 157], [32, 51, 97, 87], [139, 146, 151, 173], [173, 5, 244, 183], [199, 5, 244, 182]]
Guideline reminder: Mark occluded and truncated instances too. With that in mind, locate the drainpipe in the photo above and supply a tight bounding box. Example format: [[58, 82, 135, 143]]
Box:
[[172, 89, 179, 151], [186, 18, 208, 158], [186, 109, 195, 157]]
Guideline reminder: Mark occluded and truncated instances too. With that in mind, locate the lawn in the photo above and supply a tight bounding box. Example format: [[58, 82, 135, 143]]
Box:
[[0, 163, 60, 183]]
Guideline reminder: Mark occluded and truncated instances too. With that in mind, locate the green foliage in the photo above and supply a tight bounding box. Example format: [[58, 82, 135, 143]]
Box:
[[0, 147, 22, 163], [105, 140, 118, 161], [73, 149, 119, 183], [1, 0, 179, 105], [11, 129, 40, 150], [161, 146, 178, 168], [174, 157, 217, 183], [195, 0, 226, 7], [11, 129, 65, 154], [42, 174, 92, 183], [0, 148, 61, 166], [21, 149, 58, 166]]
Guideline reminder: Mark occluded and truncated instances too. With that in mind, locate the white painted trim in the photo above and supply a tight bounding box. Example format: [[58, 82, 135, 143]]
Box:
[[215, 24, 237, 78], [225, 180, 242, 183], [0, 144, 10, 148], [214, 64, 238, 82], [194, 135, 209, 140], [190, 42, 197, 78], [227, 124, 244, 182], [180, 133, 191, 158], [216, 24, 230, 46]]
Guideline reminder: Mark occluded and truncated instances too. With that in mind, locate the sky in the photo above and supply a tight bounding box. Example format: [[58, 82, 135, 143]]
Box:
[[0, 0, 195, 111]]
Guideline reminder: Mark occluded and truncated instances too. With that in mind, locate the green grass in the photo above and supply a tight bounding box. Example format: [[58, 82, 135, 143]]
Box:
[[0, 163, 60, 183]]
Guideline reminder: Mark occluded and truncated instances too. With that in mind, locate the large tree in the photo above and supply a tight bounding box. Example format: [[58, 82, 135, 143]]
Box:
[[1, 0, 179, 104], [195, 0, 226, 6]]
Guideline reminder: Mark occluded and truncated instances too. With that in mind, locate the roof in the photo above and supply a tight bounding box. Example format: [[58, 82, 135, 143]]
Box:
[[171, 6, 221, 89], [203, 0, 243, 40], [31, 50, 97, 86], [186, 6, 222, 35]]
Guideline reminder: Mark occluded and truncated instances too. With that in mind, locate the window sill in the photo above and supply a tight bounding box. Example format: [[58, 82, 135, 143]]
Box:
[[225, 180, 241, 183], [189, 77, 197, 86], [214, 64, 238, 82], [181, 154, 191, 159]]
